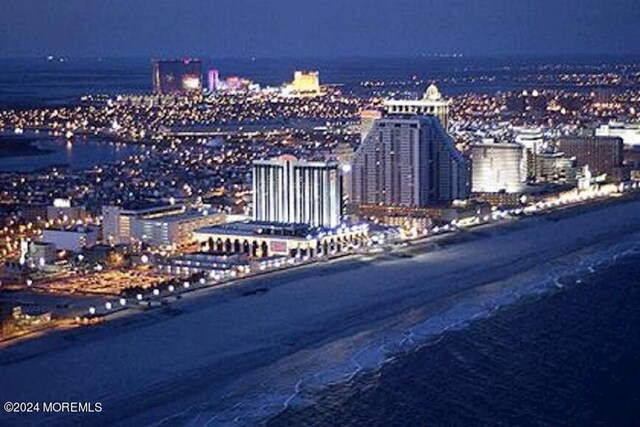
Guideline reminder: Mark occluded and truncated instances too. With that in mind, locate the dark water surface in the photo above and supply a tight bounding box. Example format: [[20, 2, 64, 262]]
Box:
[[0, 134, 143, 172], [1, 55, 640, 109], [268, 252, 640, 426]]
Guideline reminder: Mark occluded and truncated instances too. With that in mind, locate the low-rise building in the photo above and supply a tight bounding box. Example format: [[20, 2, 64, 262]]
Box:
[[27, 242, 57, 268], [535, 152, 577, 184], [132, 210, 226, 248], [155, 252, 253, 278], [102, 202, 225, 247], [194, 221, 369, 258], [46, 198, 87, 223], [42, 226, 99, 252]]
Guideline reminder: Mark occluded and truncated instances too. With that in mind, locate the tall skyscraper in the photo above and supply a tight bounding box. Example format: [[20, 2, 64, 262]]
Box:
[[252, 156, 342, 228], [352, 115, 470, 207], [207, 69, 220, 92], [383, 84, 450, 129], [151, 59, 203, 95]]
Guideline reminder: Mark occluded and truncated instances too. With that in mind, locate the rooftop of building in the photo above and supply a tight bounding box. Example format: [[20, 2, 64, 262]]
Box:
[[111, 200, 174, 213], [471, 140, 524, 149], [253, 155, 339, 168], [195, 220, 367, 239], [141, 209, 224, 224], [43, 225, 97, 233], [374, 113, 441, 123], [383, 84, 449, 106]]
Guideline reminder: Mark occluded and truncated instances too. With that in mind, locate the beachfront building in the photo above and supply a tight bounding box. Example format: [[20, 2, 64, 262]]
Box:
[[557, 135, 627, 181], [383, 84, 450, 129], [515, 127, 545, 180], [253, 156, 342, 229], [470, 140, 528, 193], [595, 121, 640, 148], [194, 221, 368, 258], [352, 115, 470, 208], [535, 152, 578, 184], [155, 252, 252, 278]]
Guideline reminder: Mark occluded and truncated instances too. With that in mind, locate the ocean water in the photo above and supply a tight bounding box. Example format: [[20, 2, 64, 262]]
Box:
[[267, 241, 640, 426], [1, 55, 640, 109]]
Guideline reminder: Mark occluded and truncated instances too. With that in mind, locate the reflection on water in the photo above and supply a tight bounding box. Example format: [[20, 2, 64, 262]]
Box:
[[0, 137, 143, 172]]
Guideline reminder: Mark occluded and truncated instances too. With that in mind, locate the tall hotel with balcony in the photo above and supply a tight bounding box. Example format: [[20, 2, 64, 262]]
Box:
[[352, 113, 470, 208], [252, 155, 342, 228]]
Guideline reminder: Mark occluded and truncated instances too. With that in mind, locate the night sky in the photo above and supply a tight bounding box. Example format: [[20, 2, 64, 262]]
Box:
[[0, 0, 638, 58]]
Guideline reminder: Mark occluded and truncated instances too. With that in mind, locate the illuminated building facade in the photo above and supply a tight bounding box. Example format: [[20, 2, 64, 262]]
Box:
[[515, 127, 545, 179], [194, 221, 368, 258], [535, 152, 577, 184], [360, 109, 383, 141], [46, 198, 87, 222], [287, 71, 321, 96], [470, 141, 528, 193], [132, 210, 225, 248], [383, 84, 450, 129], [595, 121, 640, 148], [252, 156, 342, 228], [558, 135, 626, 180], [42, 226, 99, 252], [207, 69, 220, 92], [152, 59, 203, 95], [352, 115, 470, 208], [102, 203, 224, 247]]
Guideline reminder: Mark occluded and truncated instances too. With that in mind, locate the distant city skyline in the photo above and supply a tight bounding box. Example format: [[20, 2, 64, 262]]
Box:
[[0, 0, 639, 58]]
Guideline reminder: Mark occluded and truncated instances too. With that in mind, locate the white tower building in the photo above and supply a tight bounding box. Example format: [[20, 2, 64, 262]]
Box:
[[252, 155, 342, 228]]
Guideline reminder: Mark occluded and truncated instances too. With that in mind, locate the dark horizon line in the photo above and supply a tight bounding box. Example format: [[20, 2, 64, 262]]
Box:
[[1, 52, 640, 62]]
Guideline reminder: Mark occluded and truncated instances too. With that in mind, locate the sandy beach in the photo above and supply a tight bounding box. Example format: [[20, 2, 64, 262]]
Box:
[[2, 198, 640, 426]]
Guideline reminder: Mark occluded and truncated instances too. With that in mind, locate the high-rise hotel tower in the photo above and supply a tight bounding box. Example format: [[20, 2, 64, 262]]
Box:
[[252, 155, 342, 228], [383, 84, 450, 129], [352, 115, 470, 207]]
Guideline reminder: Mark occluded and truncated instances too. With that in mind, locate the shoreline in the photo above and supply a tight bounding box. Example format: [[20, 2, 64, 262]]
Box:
[[2, 196, 640, 425]]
